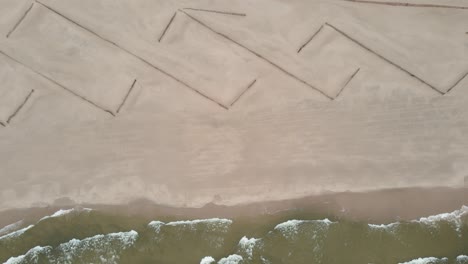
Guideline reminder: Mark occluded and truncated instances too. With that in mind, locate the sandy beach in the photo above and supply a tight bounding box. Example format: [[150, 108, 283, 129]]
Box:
[[0, 0, 467, 262], [1, 95, 468, 211]]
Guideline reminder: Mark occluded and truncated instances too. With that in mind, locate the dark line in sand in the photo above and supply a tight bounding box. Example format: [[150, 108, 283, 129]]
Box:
[[6, 3, 34, 38], [334, 68, 360, 99], [0, 50, 115, 116], [116, 79, 137, 113], [340, 0, 468, 9], [230, 79, 257, 107], [324, 23, 444, 95], [180, 10, 333, 100], [445, 72, 468, 94], [297, 25, 324, 53], [7, 89, 34, 124], [158, 12, 177, 42], [36, 2, 227, 110], [0, 122, 5, 127], [183, 8, 246, 17]]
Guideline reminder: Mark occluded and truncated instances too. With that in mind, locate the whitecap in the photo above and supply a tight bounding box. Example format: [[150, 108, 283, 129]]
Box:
[[5, 230, 138, 264], [0, 225, 34, 241], [39, 208, 92, 221], [274, 218, 333, 230], [0, 220, 25, 236], [151, 218, 232, 234], [165, 218, 233, 227], [261, 256, 271, 264], [368, 222, 400, 230], [414, 206, 468, 234], [398, 257, 449, 264], [57, 230, 139, 252], [148, 218, 233, 249], [274, 219, 334, 239], [274, 219, 302, 230], [457, 255, 468, 263], [200, 256, 216, 264], [148, 221, 165, 233], [5, 246, 53, 264], [416, 206, 467, 224], [218, 254, 243, 264], [368, 206, 467, 234], [55, 230, 138, 263], [1, 208, 93, 242], [238, 236, 260, 260]]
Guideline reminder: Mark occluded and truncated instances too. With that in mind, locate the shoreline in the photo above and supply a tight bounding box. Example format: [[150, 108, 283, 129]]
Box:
[[1, 187, 466, 228], [1, 0, 468, 262]]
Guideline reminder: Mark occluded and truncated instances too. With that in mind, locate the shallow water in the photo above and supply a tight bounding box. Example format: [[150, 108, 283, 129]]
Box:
[[0, 206, 467, 264]]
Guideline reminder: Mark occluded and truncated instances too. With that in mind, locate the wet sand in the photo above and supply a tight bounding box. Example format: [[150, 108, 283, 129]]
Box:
[[1, 187, 466, 229]]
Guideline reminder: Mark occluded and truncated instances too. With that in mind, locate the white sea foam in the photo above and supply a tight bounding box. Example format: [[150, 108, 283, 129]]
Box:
[[148, 221, 165, 233], [274, 219, 334, 239], [5, 231, 138, 264], [368, 222, 400, 230], [274, 219, 333, 230], [148, 218, 233, 249], [57, 230, 138, 252], [368, 206, 468, 234], [457, 255, 468, 263], [0, 225, 34, 241], [399, 257, 449, 264], [238, 236, 260, 260], [165, 218, 233, 227], [217, 254, 243, 264], [0, 220, 24, 236], [5, 246, 52, 264], [39, 209, 74, 221], [1, 208, 93, 242], [200, 256, 216, 264], [415, 206, 468, 233], [148, 218, 232, 232], [39, 208, 92, 221], [55, 230, 138, 263], [398, 256, 468, 264]]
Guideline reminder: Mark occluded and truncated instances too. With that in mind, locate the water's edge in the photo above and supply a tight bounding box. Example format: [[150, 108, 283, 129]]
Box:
[[0, 206, 467, 264], [0, 187, 467, 264]]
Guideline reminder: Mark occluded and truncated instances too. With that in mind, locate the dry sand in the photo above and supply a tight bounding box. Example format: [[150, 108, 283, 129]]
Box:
[[0, 0, 467, 214]]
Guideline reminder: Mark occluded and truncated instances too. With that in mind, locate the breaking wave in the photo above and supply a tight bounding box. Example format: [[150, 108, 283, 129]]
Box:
[[1, 206, 466, 263], [5, 231, 138, 264]]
